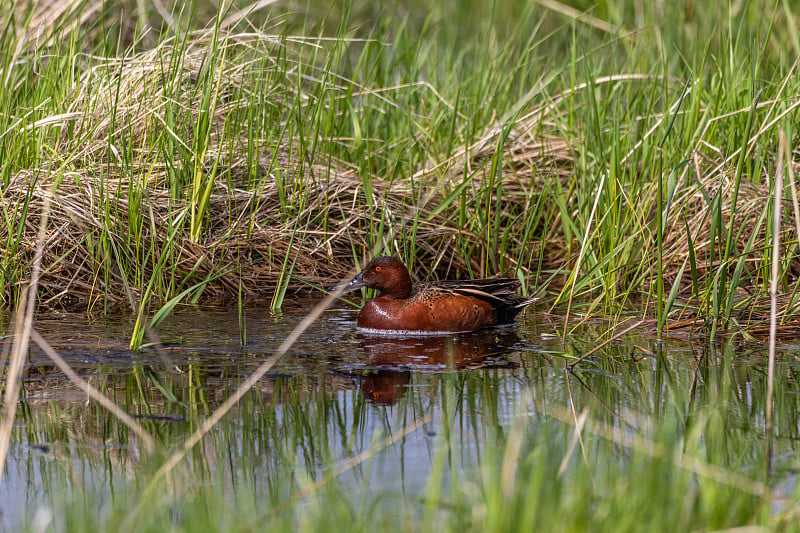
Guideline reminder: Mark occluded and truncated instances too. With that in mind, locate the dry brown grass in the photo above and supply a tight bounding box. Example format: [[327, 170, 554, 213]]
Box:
[[5, 0, 800, 337], [1, 23, 573, 311]]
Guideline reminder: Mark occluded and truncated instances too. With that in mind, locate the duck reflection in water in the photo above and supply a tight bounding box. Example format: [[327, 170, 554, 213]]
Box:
[[358, 331, 519, 405]]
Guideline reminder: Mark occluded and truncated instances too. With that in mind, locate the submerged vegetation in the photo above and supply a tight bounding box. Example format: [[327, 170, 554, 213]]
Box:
[[1, 0, 798, 339]]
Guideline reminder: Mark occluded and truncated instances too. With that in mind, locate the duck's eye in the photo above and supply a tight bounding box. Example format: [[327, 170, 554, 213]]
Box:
[[375, 266, 382, 272]]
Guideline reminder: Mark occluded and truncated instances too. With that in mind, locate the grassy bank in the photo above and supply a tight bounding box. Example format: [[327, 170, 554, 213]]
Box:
[[5, 3, 800, 530], [2, 0, 800, 337]]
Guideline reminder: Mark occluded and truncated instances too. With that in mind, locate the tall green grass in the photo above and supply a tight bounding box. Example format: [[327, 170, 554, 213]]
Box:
[[1, 0, 799, 337], [4, 5, 800, 531]]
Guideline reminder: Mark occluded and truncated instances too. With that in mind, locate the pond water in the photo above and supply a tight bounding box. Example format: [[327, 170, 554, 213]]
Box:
[[1, 298, 800, 529]]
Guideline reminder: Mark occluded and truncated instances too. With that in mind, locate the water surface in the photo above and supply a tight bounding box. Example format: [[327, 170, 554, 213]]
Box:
[[2, 299, 799, 529]]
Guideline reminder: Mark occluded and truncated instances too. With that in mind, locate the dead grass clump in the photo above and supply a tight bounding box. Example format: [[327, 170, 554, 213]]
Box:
[[661, 142, 800, 326], [1, 29, 571, 310], [7, 11, 796, 330]]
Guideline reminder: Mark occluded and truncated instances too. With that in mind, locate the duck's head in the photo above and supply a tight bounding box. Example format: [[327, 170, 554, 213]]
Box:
[[334, 256, 412, 299]]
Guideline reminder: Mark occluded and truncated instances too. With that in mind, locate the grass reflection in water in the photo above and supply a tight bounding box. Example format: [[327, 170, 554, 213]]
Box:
[[2, 303, 797, 531]]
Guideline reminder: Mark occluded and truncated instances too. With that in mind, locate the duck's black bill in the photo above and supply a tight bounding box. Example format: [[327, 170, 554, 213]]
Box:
[[329, 272, 367, 294]]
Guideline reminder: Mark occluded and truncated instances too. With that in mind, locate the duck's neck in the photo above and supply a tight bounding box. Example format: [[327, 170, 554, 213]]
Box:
[[381, 271, 412, 299]]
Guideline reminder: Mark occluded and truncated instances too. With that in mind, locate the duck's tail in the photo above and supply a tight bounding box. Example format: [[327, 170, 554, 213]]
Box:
[[495, 297, 537, 325]]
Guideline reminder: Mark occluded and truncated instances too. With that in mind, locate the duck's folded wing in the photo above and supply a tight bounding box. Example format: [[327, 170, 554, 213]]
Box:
[[426, 278, 521, 297]]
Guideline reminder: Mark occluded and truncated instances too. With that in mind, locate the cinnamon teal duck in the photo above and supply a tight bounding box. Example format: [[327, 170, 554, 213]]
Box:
[[333, 256, 534, 333]]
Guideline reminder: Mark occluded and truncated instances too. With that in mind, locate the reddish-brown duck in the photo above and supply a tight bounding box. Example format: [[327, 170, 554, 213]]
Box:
[[334, 257, 534, 333]]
